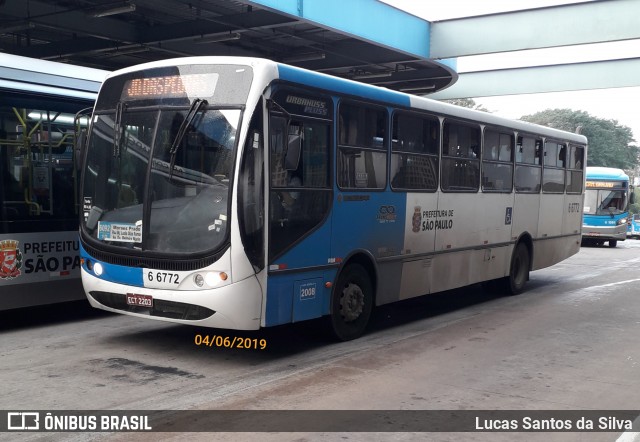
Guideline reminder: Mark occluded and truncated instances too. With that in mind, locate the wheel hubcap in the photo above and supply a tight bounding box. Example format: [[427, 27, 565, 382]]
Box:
[[340, 282, 364, 322]]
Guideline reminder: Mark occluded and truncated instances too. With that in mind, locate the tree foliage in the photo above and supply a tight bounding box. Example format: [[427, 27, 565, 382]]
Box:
[[520, 109, 639, 170], [442, 98, 489, 112]]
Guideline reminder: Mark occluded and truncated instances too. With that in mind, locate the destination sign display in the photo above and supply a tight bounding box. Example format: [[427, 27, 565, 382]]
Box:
[[585, 180, 625, 189], [122, 73, 218, 100]]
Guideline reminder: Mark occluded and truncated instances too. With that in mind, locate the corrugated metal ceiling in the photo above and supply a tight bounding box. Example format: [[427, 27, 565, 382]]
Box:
[[0, 0, 455, 92]]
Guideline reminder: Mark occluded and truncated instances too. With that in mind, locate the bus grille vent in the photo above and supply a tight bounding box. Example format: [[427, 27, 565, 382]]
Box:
[[90, 291, 215, 321], [81, 242, 226, 271]]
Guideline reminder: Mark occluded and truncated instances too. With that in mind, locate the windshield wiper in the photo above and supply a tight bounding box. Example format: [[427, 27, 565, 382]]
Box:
[[169, 98, 207, 178], [113, 101, 126, 158]]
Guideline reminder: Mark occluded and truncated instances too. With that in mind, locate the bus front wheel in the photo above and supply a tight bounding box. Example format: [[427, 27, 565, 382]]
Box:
[[504, 243, 530, 295], [609, 240, 618, 248], [328, 264, 373, 341]]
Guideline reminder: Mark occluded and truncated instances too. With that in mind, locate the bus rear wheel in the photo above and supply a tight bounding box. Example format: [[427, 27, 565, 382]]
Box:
[[328, 264, 373, 341], [504, 243, 530, 295]]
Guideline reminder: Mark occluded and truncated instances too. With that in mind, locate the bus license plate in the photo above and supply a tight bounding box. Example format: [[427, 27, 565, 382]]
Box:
[[126, 293, 153, 308]]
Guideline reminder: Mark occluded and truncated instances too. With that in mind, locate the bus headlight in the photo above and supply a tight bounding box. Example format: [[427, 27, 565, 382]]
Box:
[[205, 272, 228, 287], [93, 262, 104, 276], [193, 274, 205, 287], [617, 217, 628, 225]]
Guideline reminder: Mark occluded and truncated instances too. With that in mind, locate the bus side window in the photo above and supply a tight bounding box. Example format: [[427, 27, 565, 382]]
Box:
[[542, 140, 566, 193], [482, 127, 513, 192], [566, 144, 585, 194], [391, 111, 439, 191], [337, 102, 387, 190], [515, 135, 542, 193], [441, 120, 480, 192]]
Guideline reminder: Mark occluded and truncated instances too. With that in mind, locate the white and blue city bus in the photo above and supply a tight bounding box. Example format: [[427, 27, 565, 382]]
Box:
[[582, 167, 632, 248], [0, 54, 107, 310], [79, 57, 587, 340]]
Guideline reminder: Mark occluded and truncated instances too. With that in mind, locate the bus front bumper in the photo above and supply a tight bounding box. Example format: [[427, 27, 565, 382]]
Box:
[[82, 268, 263, 330], [582, 226, 627, 241]]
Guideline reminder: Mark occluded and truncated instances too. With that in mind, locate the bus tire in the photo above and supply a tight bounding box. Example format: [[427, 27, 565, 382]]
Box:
[[328, 263, 373, 341], [504, 242, 530, 295], [609, 240, 617, 248]]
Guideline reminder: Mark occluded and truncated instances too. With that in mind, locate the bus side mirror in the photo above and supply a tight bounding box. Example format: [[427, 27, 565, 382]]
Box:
[[284, 134, 301, 171], [631, 192, 636, 205], [73, 106, 93, 171], [75, 128, 87, 171]]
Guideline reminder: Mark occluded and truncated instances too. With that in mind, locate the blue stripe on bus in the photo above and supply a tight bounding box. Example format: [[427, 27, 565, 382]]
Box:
[[583, 214, 627, 227], [265, 212, 335, 326], [265, 269, 336, 327], [264, 191, 407, 326], [80, 243, 144, 287], [277, 64, 412, 107], [331, 192, 407, 259]]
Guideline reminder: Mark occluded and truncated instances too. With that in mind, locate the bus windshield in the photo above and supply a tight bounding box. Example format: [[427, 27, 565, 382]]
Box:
[[583, 187, 628, 215], [82, 65, 252, 255], [82, 105, 240, 254]]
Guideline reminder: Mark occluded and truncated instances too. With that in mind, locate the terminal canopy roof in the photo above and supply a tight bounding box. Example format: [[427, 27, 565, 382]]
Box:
[[0, 0, 456, 94]]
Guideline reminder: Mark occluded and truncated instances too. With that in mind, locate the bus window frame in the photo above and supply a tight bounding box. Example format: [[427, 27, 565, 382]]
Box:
[[389, 109, 440, 193], [566, 143, 585, 195], [514, 132, 543, 194], [336, 99, 388, 192], [542, 138, 567, 194], [481, 125, 515, 193], [440, 117, 481, 193]]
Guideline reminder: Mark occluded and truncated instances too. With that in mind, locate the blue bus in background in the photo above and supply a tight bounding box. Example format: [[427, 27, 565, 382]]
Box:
[[582, 167, 633, 247], [627, 214, 640, 239], [0, 54, 107, 310]]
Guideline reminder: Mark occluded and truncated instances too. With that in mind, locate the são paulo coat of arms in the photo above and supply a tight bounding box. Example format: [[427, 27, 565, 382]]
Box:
[[0, 240, 22, 279]]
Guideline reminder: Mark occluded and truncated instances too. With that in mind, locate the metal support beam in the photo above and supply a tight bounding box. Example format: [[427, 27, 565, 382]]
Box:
[[430, 0, 640, 58], [426, 58, 640, 99], [245, 0, 431, 59], [10, 10, 295, 60]]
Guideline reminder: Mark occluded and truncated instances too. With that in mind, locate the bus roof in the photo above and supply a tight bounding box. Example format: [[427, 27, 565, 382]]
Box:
[[277, 61, 588, 144], [102, 56, 587, 144], [0, 53, 108, 100], [586, 166, 629, 181]]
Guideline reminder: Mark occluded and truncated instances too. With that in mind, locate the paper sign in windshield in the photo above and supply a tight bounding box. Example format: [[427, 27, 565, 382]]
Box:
[[98, 221, 142, 243]]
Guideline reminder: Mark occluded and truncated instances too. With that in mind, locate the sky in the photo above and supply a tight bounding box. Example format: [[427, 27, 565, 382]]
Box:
[[380, 0, 640, 144]]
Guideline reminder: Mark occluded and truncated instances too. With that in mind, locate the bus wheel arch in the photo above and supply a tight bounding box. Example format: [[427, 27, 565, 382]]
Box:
[[327, 253, 376, 341]]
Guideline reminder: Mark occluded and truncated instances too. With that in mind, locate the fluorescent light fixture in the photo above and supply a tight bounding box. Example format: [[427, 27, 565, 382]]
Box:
[[1, 21, 35, 34], [353, 71, 393, 80], [283, 52, 326, 63], [109, 46, 150, 56], [28, 111, 76, 124], [399, 85, 436, 93], [194, 32, 241, 44], [92, 3, 136, 18]]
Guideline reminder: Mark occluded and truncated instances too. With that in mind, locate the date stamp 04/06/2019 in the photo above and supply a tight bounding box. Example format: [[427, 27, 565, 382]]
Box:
[[194, 334, 267, 350]]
